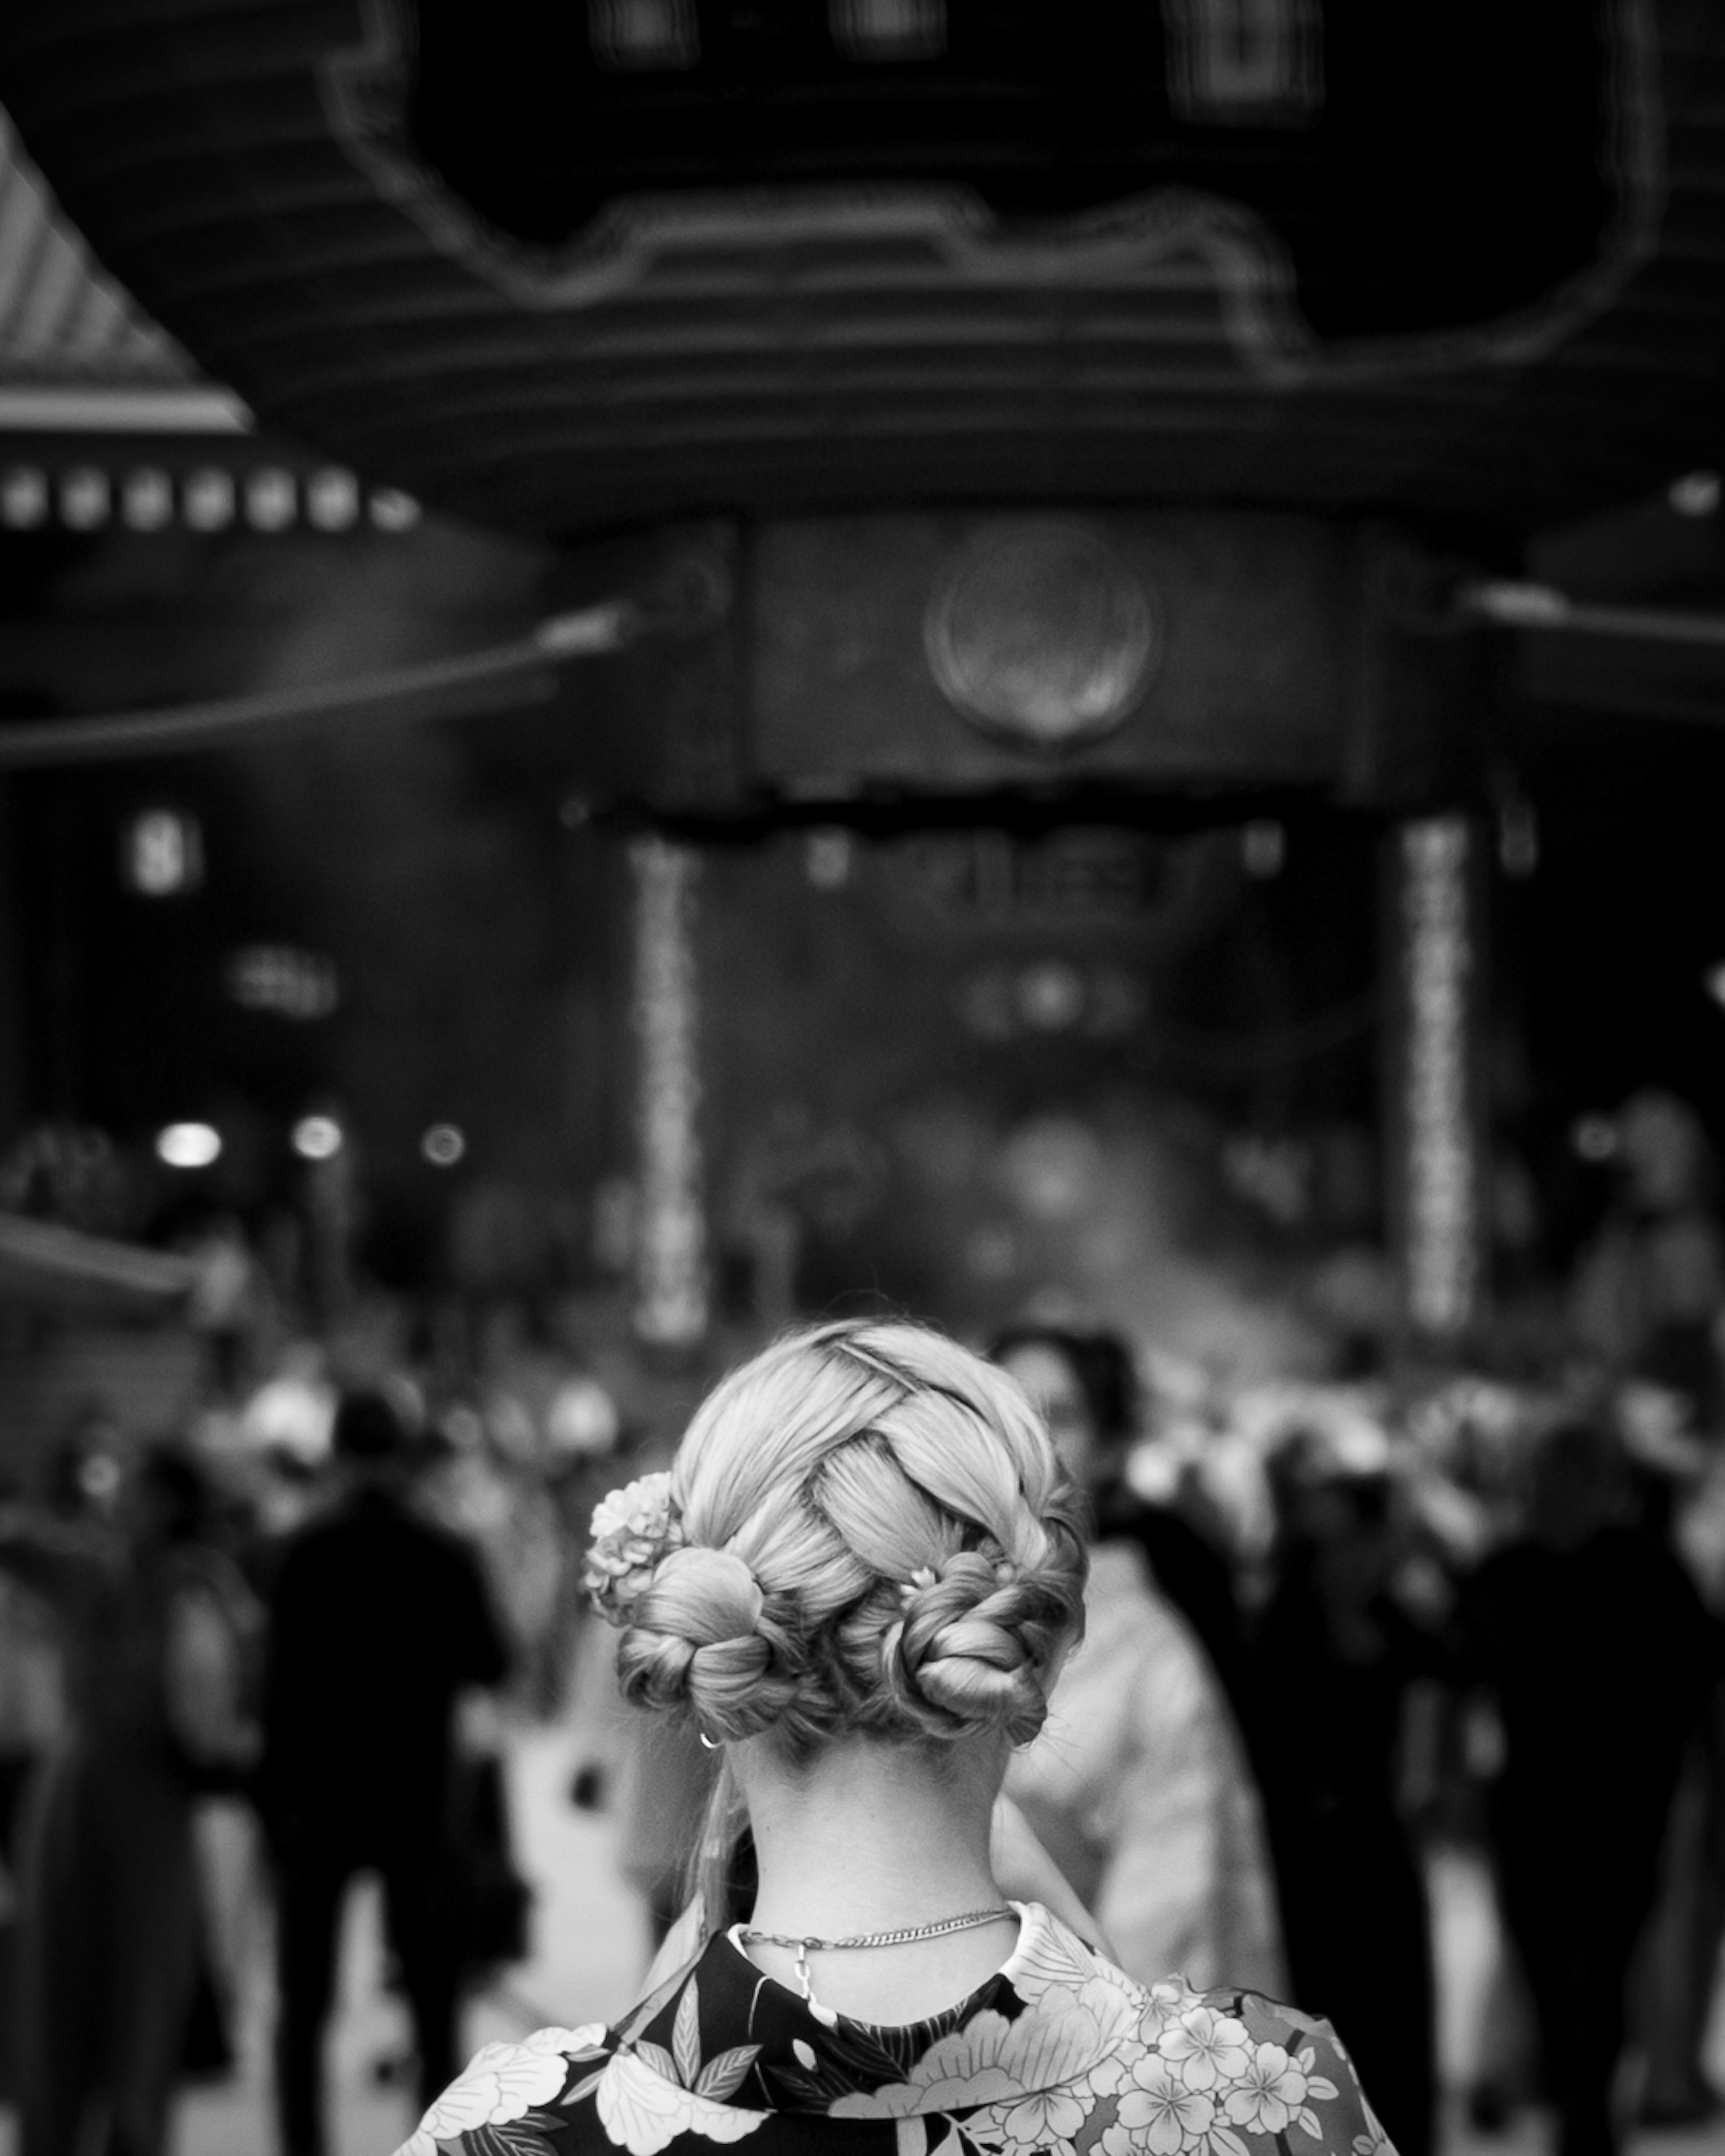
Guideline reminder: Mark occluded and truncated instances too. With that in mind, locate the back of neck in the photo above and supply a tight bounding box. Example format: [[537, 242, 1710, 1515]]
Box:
[[732, 1732, 1017, 2024]]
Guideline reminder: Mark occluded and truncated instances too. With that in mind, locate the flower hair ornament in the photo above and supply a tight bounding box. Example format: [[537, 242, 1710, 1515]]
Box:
[[583, 1469, 685, 1624]]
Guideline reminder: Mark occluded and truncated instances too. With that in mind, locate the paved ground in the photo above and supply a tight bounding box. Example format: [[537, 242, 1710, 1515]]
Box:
[[1, 1725, 1721, 2156]]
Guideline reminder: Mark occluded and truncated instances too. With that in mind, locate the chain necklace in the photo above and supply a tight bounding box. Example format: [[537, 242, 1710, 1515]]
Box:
[[738, 1906, 1016, 2006]]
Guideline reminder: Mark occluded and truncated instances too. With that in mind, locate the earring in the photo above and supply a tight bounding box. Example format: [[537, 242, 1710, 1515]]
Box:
[[699, 1732, 719, 1751]]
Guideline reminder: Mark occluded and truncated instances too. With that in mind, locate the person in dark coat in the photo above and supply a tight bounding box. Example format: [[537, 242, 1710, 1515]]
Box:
[[259, 1388, 512, 2156], [1464, 1418, 1724, 2156], [1246, 1441, 1445, 2156]]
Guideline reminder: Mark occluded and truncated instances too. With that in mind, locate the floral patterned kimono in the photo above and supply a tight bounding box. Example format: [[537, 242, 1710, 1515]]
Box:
[[397, 1902, 1393, 2156]]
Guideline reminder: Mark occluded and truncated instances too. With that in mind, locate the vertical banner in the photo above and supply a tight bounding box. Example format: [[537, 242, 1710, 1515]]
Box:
[[1390, 816, 1484, 1341], [630, 835, 707, 1349]]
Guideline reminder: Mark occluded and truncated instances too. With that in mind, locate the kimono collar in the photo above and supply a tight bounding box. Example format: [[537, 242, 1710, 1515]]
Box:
[[624, 1901, 1147, 2118], [397, 1911, 1382, 2156]]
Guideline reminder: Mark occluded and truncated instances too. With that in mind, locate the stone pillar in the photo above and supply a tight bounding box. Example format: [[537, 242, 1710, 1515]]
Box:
[[1387, 815, 1485, 1343], [630, 835, 708, 1350]]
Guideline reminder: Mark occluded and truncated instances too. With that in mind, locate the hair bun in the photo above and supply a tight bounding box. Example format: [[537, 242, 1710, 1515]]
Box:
[[656, 1546, 763, 1631], [605, 1320, 1088, 1758], [881, 1548, 1057, 1745], [615, 1544, 803, 1742]]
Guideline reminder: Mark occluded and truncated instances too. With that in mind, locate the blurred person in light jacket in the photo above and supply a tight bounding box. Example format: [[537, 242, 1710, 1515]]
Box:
[[993, 1322, 1285, 1997]]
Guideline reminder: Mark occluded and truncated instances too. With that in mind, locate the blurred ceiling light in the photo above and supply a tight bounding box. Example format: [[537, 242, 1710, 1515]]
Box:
[[61, 467, 110, 530], [123, 808, 203, 896], [1571, 1114, 1619, 1162], [1669, 470, 1721, 517], [1705, 962, 1725, 1008], [184, 468, 234, 531], [157, 1122, 221, 1169], [421, 1122, 466, 1167], [2, 467, 47, 528], [1242, 819, 1285, 877], [122, 467, 173, 531], [805, 828, 854, 888], [306, 468, 360, 530], [368, 487, 420, 531], [245, 467, 296, 531], [291, 1115, 343, 1161]]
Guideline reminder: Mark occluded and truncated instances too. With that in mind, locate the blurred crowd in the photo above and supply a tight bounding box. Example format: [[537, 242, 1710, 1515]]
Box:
[[991, 1326, 1725, 2156], [0, 1299, 643, 2156], [0, 1088, 1720, 2156]]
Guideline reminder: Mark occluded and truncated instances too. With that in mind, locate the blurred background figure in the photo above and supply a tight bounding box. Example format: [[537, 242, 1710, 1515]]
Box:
[[257, 1387, 512, 2156], [566, 1680, 717, 1950], [1004, 1324, 1253, 1719], [1564, 1091, 1725, 2135], [0, 1440, 257, 2156], [0, 1482, 64, 2030], [564, 1430, 719, 1948], [540, 1371, 625, 1713], [991, 1321, 1284, 1995], [238, 1345, 336, 1476], [181, 1213, 269, 1405], [1462, 1418, 1724, 2156], [1570, 1092, 1725, 1431], [1247, 1428, 1449, 2156], [1634, 1403, 1725, 2128]]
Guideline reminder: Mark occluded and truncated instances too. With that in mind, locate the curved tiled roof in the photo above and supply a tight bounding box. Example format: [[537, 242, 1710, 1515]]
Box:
[[0, 109, 190, 387], [0, 2, 1716, 537], [0, 116, 444, 534]]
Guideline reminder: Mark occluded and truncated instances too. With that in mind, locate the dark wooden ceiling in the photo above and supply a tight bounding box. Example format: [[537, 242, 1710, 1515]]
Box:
[[0, 1, 1721, 540]]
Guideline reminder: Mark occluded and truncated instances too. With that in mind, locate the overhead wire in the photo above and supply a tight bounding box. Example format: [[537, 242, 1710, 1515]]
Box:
[[0, 596, 666, 767]]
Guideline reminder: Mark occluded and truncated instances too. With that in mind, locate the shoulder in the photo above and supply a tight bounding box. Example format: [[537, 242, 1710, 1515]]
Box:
[[935, 1912, 1398, 2156], [394, 2006, 774, 2156], [395, 2025, 615, 2156]]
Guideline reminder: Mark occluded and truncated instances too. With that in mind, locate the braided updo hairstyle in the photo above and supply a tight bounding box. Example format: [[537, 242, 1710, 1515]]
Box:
[[606, 1319, 1087, 1758]]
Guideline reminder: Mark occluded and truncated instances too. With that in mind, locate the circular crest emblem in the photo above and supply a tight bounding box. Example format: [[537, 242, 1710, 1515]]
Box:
[[924, 521, 1157, 750]]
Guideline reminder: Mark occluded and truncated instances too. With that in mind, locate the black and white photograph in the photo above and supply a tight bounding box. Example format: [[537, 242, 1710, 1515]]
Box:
[[0, 7, 1719, 2156]]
